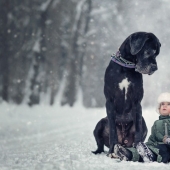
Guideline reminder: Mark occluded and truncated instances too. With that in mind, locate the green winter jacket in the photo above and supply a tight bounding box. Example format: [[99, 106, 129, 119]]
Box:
[[127, 115, 170, 162]]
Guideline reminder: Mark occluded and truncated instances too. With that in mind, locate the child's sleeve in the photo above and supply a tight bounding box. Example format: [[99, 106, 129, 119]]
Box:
[[147, 123, 156, 143], [154, 121, 164, 142], [147, 121, 163, 142]]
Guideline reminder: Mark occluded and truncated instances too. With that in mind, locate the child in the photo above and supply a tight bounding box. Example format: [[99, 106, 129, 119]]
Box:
[[114, 92, 170, 163]]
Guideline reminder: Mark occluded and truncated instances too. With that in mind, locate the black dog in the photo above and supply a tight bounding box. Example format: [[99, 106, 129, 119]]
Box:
[[92, 116, 147, 155], [92, 32, 161, 156]]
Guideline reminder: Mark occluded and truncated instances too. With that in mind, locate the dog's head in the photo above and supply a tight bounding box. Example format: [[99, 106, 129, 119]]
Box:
[[115, 113, 134, 134], [116, 120, 133, 134], [115, 118, 134, 146], [121, 32, 161, 75]]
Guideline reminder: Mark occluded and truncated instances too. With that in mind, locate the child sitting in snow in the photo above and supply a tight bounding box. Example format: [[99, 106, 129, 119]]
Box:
[[114, 92, 170, 163]]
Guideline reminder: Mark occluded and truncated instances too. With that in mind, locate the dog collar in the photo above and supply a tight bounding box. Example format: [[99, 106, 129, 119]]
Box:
[[111, 51, 136, 68]]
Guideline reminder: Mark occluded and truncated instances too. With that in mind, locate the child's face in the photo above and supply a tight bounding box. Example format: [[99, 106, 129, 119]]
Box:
[[159, 102, 170, 116]]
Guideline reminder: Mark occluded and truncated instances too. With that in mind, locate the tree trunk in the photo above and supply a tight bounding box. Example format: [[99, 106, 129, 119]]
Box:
[[0, 0, 10, 101], [61, 0, 92, 107]]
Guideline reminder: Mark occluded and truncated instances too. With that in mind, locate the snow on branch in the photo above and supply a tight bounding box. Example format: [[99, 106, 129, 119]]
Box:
[[72, 0, 87, 33], [40, 0, 53, 11]]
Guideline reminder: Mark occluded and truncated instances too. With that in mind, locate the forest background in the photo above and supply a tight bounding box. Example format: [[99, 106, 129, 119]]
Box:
[[0, 0, 170, 108]]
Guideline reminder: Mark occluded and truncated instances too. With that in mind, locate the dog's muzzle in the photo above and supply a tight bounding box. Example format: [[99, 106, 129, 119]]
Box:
[[148, 64, 158, 75], [135, 63, 157, 75], [150, 64, 158, 72]]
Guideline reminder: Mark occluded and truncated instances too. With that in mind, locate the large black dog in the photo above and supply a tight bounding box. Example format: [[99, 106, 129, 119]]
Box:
[[92, 116, 147, 155], [92, 32, 161, 156]]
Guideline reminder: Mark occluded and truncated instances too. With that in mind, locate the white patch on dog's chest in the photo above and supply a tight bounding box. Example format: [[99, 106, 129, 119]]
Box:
[[119, 78, 130, 100]]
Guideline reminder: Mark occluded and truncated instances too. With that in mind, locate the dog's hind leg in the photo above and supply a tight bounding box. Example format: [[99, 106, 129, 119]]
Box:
[[92, 119, 105, 154]]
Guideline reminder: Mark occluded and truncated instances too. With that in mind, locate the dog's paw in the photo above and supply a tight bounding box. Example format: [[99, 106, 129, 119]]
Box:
[[106, 152, 119, 159], [91, 149, 104, 155]]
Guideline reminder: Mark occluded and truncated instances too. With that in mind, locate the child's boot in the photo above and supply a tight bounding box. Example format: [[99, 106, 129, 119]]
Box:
[[136, 142, 154, 162]]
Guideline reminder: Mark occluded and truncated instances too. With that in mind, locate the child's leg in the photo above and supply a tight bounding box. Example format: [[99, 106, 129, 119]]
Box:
[[157, 144, 170, 163], [167, 145, 170, 162]]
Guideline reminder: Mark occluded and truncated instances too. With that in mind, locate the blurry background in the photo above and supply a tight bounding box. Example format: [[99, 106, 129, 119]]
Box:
[[0, 0, 170, 108]]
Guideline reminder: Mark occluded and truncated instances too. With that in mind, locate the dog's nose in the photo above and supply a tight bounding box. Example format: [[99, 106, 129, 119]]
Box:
[[151, 64, 157, 72]]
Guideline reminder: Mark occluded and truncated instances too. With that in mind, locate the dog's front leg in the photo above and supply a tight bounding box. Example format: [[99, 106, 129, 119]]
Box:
[[134, 103, 142, 147], [106, 99, 118, 156]]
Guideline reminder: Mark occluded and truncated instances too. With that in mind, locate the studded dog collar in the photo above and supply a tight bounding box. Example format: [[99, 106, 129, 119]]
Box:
[[111, 51, 136, 68]]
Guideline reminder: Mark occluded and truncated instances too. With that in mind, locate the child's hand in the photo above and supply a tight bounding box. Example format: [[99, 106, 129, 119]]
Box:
[[163, 135, 170, 145]]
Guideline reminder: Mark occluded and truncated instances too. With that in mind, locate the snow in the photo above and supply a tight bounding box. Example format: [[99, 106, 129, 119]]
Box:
[[33, 39, 40, 53], [40, 0, 52, 11], [72, 0, 87, 33], [0, 102, 170, 170]]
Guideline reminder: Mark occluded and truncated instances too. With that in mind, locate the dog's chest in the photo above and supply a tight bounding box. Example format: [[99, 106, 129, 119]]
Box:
[[118, 78, 131, 99]]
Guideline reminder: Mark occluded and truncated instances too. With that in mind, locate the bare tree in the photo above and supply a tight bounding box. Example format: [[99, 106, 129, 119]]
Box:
[[0, 0, 9, 102]]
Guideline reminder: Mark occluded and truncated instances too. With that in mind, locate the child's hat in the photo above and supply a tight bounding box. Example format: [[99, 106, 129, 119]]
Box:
[[157, 92, 170, 113], [157, 92, 170, 104]]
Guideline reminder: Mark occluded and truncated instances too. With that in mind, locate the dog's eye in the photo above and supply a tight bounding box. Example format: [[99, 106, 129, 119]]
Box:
[[146, 50, 151, 55], [153, 50, 156, 54], [144, 50, 150, 56], [116, 123, 122, 127], [145, 49, 156, 56]]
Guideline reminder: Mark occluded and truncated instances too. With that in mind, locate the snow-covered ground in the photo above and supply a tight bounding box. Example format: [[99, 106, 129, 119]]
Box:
[[0, 102, 169, 170]]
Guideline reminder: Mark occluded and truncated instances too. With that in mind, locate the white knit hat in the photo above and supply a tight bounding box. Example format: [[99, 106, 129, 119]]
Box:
[[157, 92, 170, 113]]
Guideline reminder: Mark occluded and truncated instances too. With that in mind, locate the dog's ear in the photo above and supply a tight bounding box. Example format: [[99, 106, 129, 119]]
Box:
[[156, 39, 161, 55], [148, 32, 161, 54], [130, 32, 149, 55]]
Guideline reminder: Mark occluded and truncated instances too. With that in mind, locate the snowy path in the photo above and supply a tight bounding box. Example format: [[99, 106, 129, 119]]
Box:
[[0, 103, 169, 170]]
